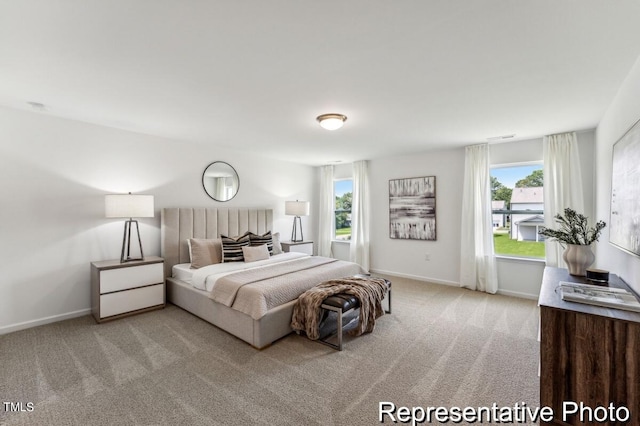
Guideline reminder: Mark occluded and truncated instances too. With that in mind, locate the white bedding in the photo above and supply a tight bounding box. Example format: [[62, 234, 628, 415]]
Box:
[[188, 252, 309, 292], [209, 255, 366, 320], [172, 263, 195, 283]]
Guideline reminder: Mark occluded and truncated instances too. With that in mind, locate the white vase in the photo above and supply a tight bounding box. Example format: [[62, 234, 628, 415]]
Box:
[[562, 244, 595, 276]]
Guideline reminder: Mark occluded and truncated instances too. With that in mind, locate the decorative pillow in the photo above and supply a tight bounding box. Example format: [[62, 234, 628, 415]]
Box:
[[242, 244, 270, 263], [272, 232, 283, 255], [220, 234, 251, 262], [189, 238, 222, 269], [248, 231, 273, 255]]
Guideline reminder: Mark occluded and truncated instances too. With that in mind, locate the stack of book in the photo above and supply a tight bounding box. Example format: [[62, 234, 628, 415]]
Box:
[[559, 281, 640, 313]]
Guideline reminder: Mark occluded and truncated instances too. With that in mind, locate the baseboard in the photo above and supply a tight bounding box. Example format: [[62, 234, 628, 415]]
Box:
[[496, 289, 539, 301], [370, 269, 539, 300], [369, 269, 460, 287], [0, 308, 92, 335]]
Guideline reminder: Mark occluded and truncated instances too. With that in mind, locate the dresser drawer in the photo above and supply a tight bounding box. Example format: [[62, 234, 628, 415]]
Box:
[[100, 284, 164, 318], [100, 262, 163, 293]]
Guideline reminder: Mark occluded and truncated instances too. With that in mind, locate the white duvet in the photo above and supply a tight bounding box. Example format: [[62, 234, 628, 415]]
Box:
[[191, 252, 309, 292]]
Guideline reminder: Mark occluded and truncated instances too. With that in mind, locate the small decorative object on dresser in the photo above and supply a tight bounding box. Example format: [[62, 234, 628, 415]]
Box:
[[538, 207, 606, 276], [281, 240, 314, 255], [91, 256, 165, 323]]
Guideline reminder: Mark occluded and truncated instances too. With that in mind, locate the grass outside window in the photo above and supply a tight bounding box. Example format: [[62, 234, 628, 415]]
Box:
[[336, 227, 351, 240], [493, 232, 544, 258]]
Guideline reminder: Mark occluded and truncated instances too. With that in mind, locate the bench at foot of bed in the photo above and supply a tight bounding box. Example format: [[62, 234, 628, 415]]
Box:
[[317, 278, 391, 351]]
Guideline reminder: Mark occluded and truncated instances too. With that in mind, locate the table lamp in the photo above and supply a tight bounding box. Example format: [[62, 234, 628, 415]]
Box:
[[105, 193, 154, 263], [285, 200, 310, 242]]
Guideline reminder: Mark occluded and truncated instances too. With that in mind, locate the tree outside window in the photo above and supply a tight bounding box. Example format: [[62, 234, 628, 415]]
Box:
[[334, 180, 352, 240], [491, 165, 545, 259]]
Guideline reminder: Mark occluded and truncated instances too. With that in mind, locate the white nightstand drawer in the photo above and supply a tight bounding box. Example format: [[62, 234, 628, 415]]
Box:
[[100, 284, 164, 318], [100, 263, 163, 294]]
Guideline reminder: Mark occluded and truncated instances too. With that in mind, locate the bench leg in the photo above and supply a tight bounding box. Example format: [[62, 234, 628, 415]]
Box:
[[385, 288, 392, 314], [318, 304, 354, 351], [315, 284, 390, 351]]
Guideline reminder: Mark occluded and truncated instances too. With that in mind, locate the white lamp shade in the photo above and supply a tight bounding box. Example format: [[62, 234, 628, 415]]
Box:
[[285, 200, 310, 216], [105, 194, 154, 218]]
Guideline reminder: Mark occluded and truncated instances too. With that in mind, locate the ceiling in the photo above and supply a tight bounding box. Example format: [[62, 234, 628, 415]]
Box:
[[1, 1, 640, 166]]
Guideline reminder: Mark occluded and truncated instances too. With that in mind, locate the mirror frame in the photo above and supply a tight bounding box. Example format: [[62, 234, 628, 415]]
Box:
[[202, 161, 240, 202]]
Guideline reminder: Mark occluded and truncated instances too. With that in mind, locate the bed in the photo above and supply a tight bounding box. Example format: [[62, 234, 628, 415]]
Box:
[[161, 207, 366, 348]]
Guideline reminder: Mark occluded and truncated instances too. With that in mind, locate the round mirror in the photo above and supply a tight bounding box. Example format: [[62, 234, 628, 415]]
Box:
[[202, 161, 239, 202]]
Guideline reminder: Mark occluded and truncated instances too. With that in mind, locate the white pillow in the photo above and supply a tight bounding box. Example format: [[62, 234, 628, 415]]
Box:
[[242, 244, 270, 262], [272, 232, 283, 255]]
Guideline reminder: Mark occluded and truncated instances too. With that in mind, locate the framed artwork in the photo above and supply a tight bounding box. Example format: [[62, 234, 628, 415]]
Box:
[[610, 117, 640, 257], [389, 176, 436, 240]]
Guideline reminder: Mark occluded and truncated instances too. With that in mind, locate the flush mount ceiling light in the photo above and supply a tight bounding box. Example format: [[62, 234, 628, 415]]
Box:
[[316, 113, 347, 130]]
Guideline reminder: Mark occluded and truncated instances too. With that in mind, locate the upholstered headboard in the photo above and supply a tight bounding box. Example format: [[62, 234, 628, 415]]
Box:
[[161, 208, 273, 278]]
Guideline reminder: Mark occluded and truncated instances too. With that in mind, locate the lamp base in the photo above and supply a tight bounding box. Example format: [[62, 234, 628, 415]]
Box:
[[121, 219, 145, 263], [291, 216, 304, 242], [121, 256, 144, 263]]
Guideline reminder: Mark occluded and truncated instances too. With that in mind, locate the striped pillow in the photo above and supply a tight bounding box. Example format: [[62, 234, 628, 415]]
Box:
[[220, 234, 251, 262], [248, 231, 273, 255]]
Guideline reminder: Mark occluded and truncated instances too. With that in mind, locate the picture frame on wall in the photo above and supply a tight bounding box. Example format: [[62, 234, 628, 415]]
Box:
[[610, 117, 640, 257], [389, 176, 436, 240]]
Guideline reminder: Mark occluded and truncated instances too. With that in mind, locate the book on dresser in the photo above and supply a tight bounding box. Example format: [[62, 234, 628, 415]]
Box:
[[559, 280, 640, 313]]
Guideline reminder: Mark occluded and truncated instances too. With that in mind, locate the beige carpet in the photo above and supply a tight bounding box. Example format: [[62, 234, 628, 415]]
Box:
[[0, 276, 540, 426]]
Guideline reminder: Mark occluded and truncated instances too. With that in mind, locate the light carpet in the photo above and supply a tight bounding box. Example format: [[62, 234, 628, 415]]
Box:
[[0, 275, 540, 425]]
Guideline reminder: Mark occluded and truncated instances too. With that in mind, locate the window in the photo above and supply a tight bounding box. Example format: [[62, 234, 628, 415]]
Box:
[[491, 164, 545, 259], [334, 179, 352, 240]]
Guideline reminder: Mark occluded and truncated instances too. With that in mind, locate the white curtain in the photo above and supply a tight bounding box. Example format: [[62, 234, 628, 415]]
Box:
[[215, 177, 227, 200], [543, 132, 584, 267], [350, 160, 371, 271], [317, 165, 334, 257], [460, 144, 498, 294]]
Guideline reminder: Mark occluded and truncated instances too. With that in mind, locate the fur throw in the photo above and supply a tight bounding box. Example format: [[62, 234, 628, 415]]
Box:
[[291, 276, 388, 340]]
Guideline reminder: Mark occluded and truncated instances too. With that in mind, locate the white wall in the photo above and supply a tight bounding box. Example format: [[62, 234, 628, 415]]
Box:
[[369, 148, 464, 286], [364, 134, 593, 298], [340, 135, 594, 298], [595, 55, 640, 294], [0, 106, 316, 334]]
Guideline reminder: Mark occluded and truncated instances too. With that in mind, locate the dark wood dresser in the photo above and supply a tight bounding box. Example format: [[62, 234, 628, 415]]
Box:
[[539, 267, 640, 425]]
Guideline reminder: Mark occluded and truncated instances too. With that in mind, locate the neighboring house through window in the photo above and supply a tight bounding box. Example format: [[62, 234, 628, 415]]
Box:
[[510, 187, 544, 241], [491, 164, 545, 259], [492, 200, 506, 228], [334, 179, 352, 240]]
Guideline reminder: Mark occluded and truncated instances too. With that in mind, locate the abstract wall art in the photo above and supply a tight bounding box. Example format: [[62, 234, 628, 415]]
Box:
[[389, 176, 436, 240]]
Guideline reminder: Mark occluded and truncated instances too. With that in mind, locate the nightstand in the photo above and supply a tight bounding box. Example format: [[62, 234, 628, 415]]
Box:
[[281, 241, 314, 255], [91, 256, 165, 323]]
